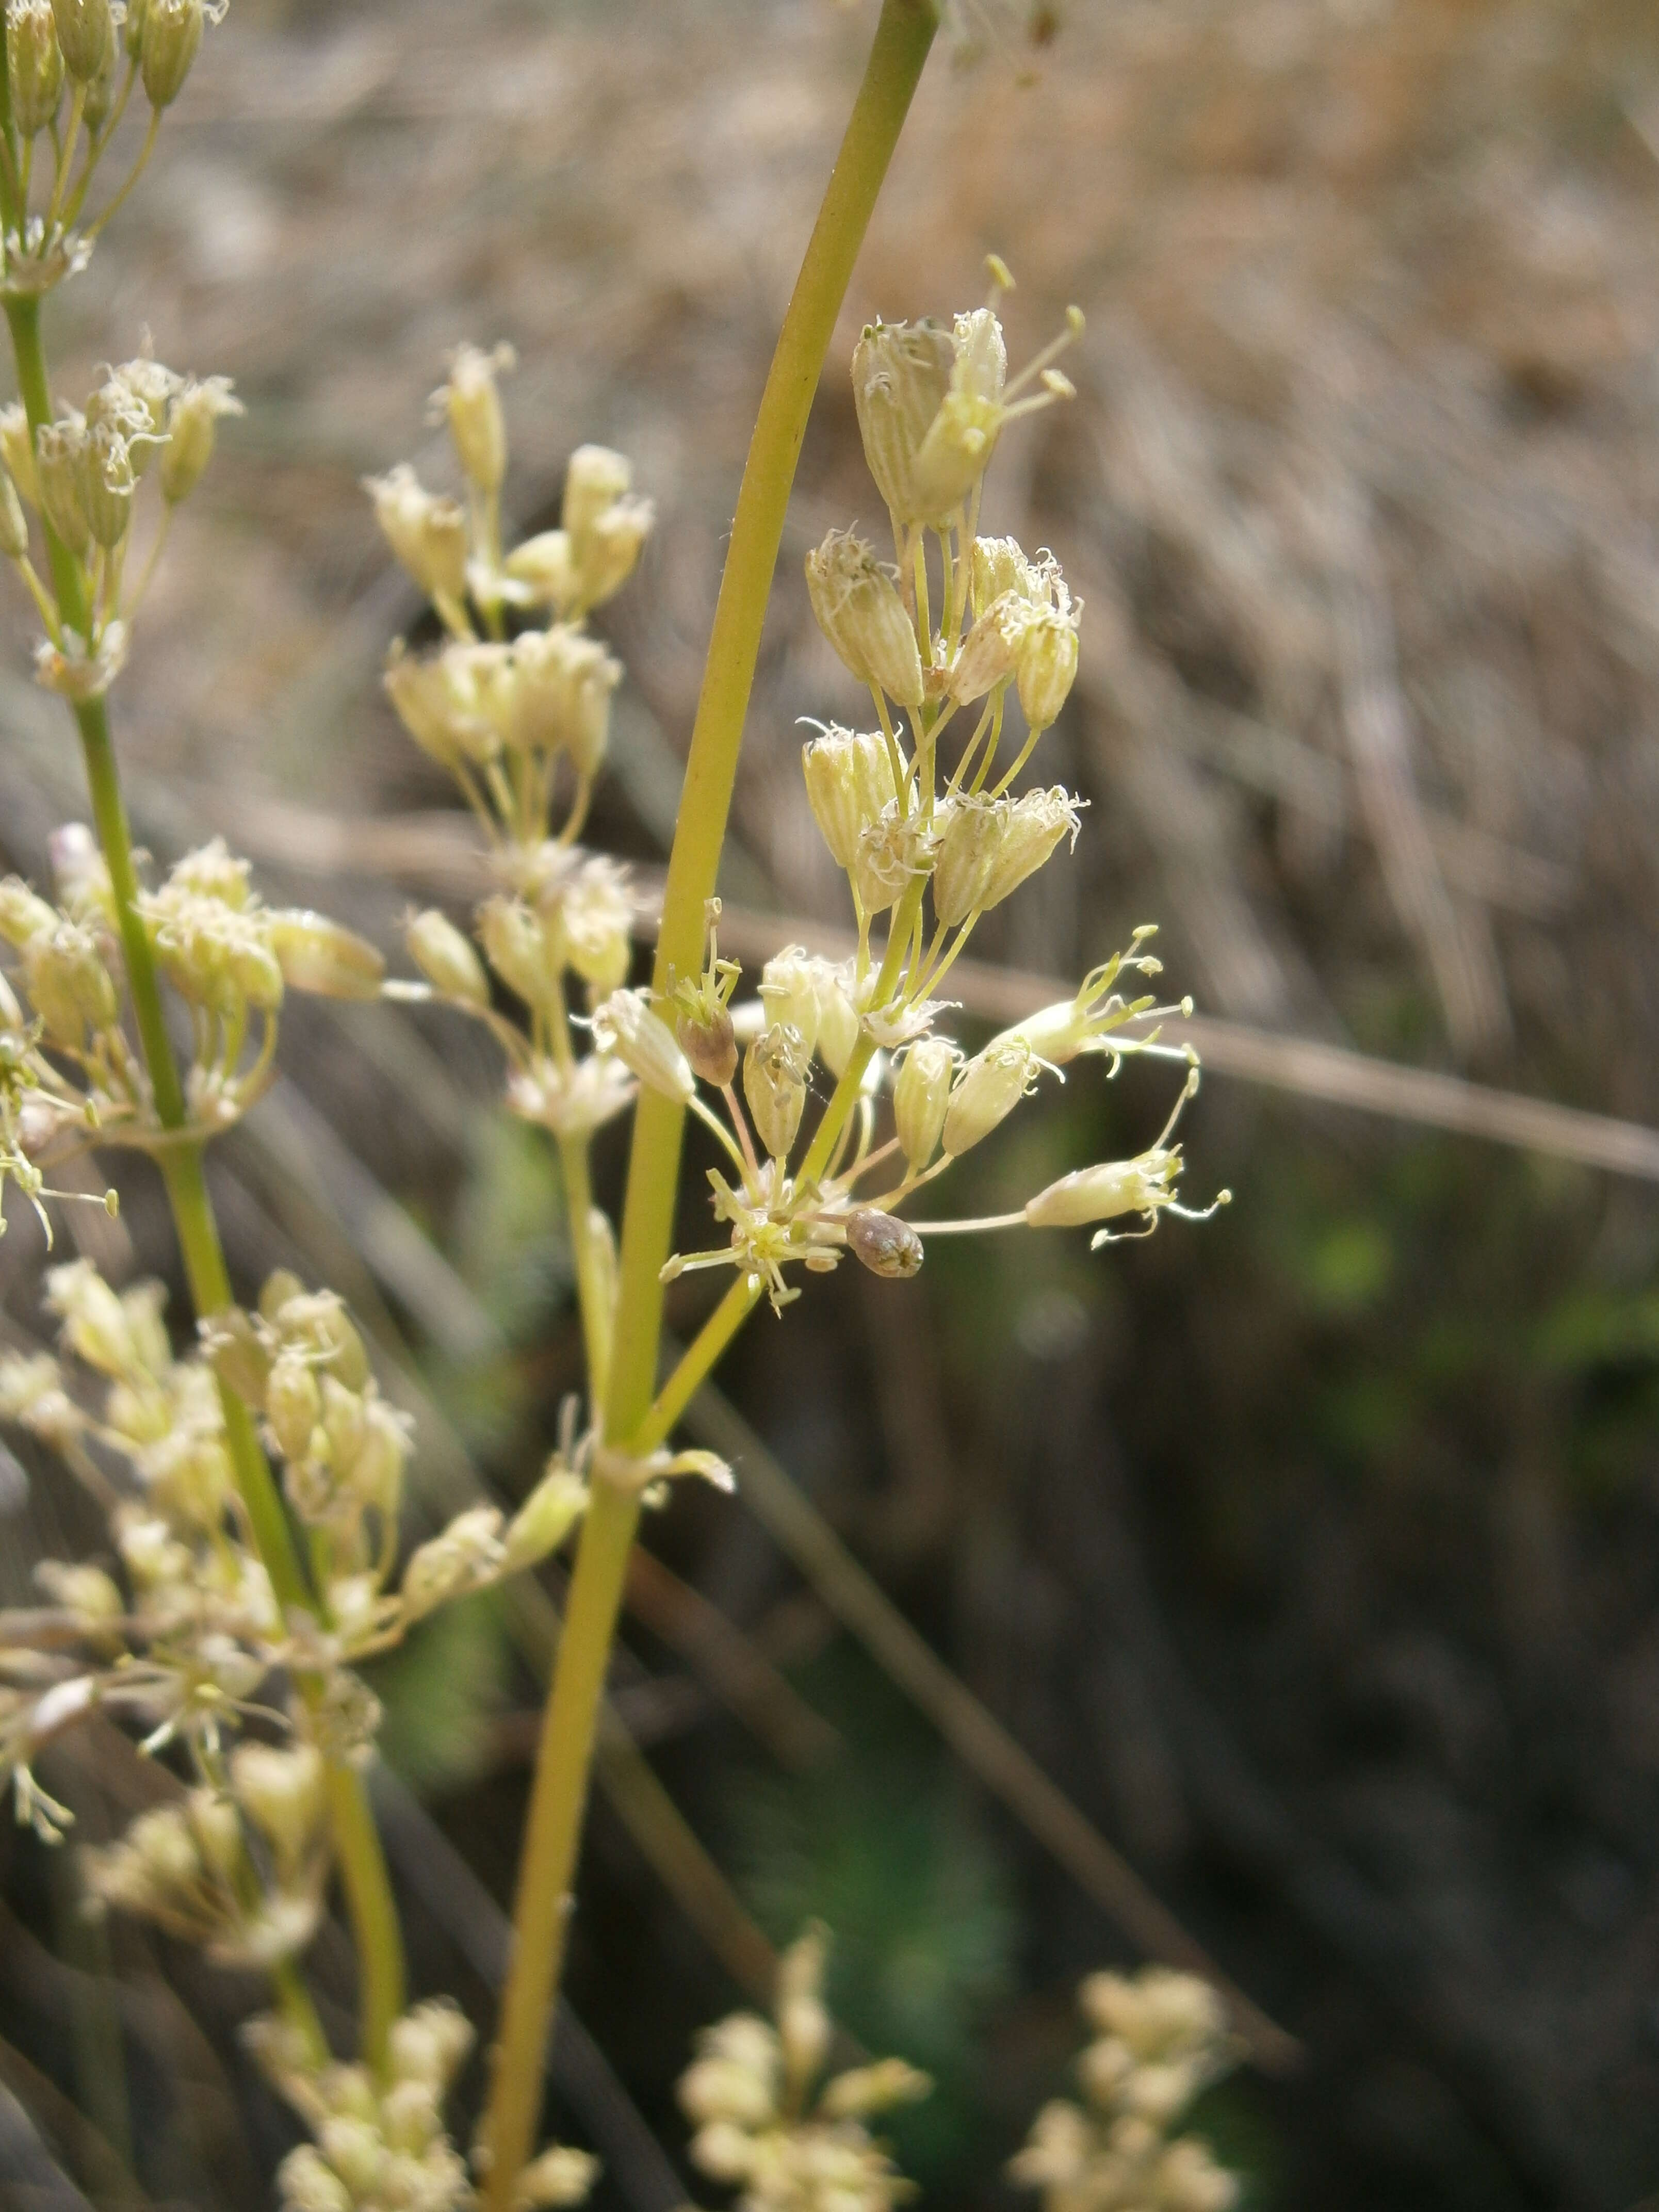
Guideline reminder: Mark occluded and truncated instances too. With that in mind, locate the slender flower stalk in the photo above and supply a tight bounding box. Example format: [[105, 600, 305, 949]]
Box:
[[476, 5, 942, 2200], [0, 92, 407, 2081]]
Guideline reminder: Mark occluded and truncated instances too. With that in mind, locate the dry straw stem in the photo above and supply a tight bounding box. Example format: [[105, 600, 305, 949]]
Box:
[[479, 13, 941, 2195]]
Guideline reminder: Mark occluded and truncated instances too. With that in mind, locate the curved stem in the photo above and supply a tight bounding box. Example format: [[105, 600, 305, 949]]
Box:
[[3, 292, 406, 2078], [478, 8, 939, 2203]]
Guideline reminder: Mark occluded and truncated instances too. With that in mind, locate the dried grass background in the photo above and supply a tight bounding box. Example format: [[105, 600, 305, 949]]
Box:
[[5, 0, 1659, 2206]]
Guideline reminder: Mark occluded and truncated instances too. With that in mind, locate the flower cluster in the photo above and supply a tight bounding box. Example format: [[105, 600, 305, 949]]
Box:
[[378, 283, 1226, 1324], [621, 269, 1217, 1314], [0, 1257, 590, 1822], [249, 1999, 595, 2212], [371, 346, 663, 1156], [678, 1925, 930, 2210], [1009, 1969, 1242, 2212], [0, 342, 241, 699], [0, 0, 226, 302], [0, 826, 387, 1228]]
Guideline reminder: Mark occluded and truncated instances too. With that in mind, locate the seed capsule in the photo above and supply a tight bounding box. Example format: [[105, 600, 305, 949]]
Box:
[[851, 317, 954, 527], [139, 0, 203, 109], [846, 1208, 922, 1279], [35, 420, 91, 563], [0, 470, 28, 561], [592, 988, 695, 1103], [804, 529, 924, 707], [801, 724, 898, 873], [561, 443, 631, 543], [160, 377, 241, 504], [268, 911, 385, 1000], [405, 908, 489, 1007], [893, 1037, 954, 1170], [742, 1021, 808, 1161], [8, 1, 64, 137], [676, 1002, 737, 1087], [940, 1039, 1037, 1157], [440, 340, 510, 493], [362, 464, 469, 604], [51, 0, 112, 83]]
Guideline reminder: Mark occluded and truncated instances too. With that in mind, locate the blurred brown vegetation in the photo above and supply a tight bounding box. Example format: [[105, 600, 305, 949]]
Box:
[[6, 0, 1659, 2205]]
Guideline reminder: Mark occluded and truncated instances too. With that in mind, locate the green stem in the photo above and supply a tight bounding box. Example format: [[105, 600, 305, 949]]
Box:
[[558, 1134, 612, 1407], [4, 292, 407, 2076], [478, 8, 939, 2202], [632, 1274, 759, 1459]]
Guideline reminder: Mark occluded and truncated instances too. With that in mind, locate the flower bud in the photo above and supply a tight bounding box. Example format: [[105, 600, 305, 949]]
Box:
[[277, 2148, 352, 2212], [801, 723, 898, 872], [516, 2146, 601, 2209], [268, 910, 385, 1000], [317, 2119, 384, 2203], [8, 1, 63, 136], [0, 877, 57, 945], [27, 922, 117, 1046], [34, 1559, 123, 1623], [758, 948, 821, 1060], [0, 408, 39, 509], [1024, 1152, 1179, 1230], [815, 967, 859, 1077], [506, 625, 621, 777], [81, 21, 115, 124], [846, 1208, 922, 1279], [185, 1788, 243, 1879], [804, 529, 924, 707], [139, 0, 202, 108], [591, 988, 694, 1102], [79, 422, 134, 549], [202, 1305, 271, 1407], [971, 533, 1029, 612], [160, 376, 241, 503], [265, 1353, 321, 1462], [131, 1802, 201, 1890], [854, 800, 937, 916], [319, 1371, 366, 1474], [504, 526, 577, 613], [438, 340, 511, 492], [679, 2055, 775, 2130], [574, 492, 653, 609], [49, 822, 113, 923], [676, 1001, 737, 1087], [909, 307, 1007, 518], [777, 1925, 831, 2089], [819, 2057, 932, 2119], [940, 1039, 1037, 1157], [1014, 605, 1080, 729], [400, 1505, 505, 1621], [405, 907, 489, 1006], [946, 594, 1018, 705], [561, 443, 631, 542], [479, 896, 557, 1012], [382, 643, 501, 772], [35, 419, 91, 563], [851, 317, 955, 526], [502, 1462, 588, 1571], [363, 464, 468, 604], [51, 0, 111, 82], [231, 1740, 324, 1873], [0, 470, 28, 560], [558, 855, 632, 991], [894, 1037, 954, 1169], [1156, 2140, 1240, 2212], [743, 1022, 808, 1161]]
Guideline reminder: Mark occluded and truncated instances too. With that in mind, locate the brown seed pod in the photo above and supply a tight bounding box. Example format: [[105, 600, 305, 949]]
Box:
[[676, 1003, 737, 1087], [846, 1208, 923, 1280]]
